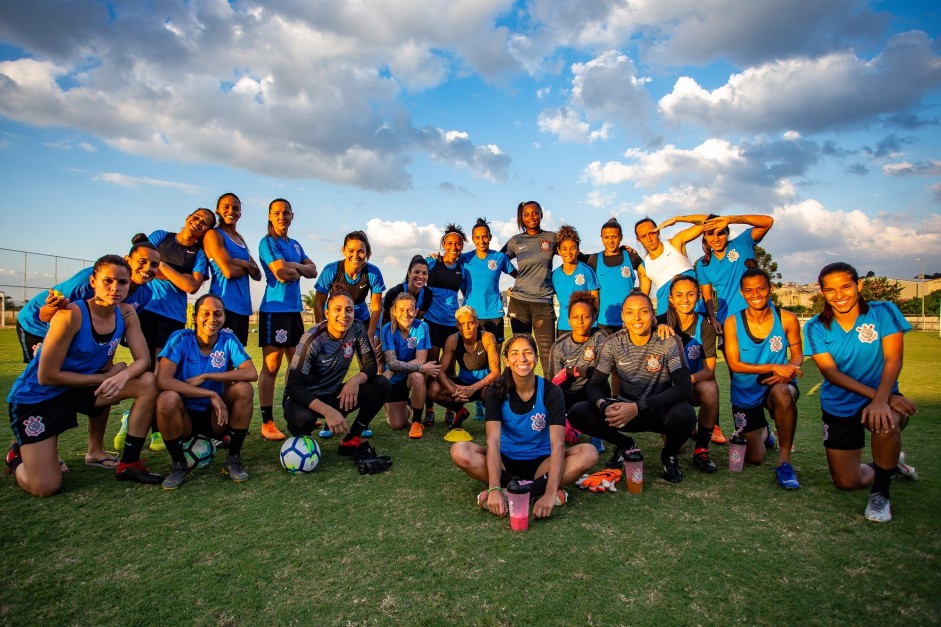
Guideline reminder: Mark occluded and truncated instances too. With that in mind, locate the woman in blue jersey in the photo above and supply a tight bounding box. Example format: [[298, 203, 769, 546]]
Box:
[[658, 275, 719, 473], [804, 262, 917, 523], [428, 306, 501, 438], [314, 231, 386, 339], [257, 198, 319, 441], [381, 255, 433, 325], [6, 255, 162, 496], [460, 218, 516, 350], [155, 294, 258, 490], [203, 192, 262, 345], [587, 218, 645, 331], [450, 334, 598, 518], [723, 268, 803, 490], [552, 225, 599, 335], [380, 292, 441, 437]]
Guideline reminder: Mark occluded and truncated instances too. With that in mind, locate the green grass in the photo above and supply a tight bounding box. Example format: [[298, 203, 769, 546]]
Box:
[[1, 327, 939, 625]]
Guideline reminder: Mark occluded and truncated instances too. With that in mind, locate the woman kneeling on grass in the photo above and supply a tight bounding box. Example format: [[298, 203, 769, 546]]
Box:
[[450, 334, 598, 519], [381, 292, 441, 434], [6, 255, 161, 496], [155, 294, 258, 490], [282, 288, 392, 474], [804, 262, 918, 523]]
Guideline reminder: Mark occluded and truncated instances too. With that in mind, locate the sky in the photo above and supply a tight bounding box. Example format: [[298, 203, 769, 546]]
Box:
[[0, 0, 939, 306]]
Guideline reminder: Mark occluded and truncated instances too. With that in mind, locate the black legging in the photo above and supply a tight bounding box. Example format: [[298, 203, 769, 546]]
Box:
[[567, 399, 696, 459], [283, 378, 390, 437], [507, 300, 556, 375]]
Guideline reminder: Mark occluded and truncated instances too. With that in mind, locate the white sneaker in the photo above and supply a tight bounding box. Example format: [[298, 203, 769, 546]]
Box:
[[897, 452, 918, 481], [864, 493, 892, 523]]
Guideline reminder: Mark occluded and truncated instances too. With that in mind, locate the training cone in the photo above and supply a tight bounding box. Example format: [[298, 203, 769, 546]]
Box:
[[443, 428, 473, 442]]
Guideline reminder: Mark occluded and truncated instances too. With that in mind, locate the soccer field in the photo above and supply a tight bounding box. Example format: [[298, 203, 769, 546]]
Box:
[[1, 327, 938, 625]]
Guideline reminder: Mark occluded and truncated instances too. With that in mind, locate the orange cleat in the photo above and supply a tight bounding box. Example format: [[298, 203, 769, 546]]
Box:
[[710, 424, 728, 445], [408, 422, 424, 439], [260, 421, 287, 441]]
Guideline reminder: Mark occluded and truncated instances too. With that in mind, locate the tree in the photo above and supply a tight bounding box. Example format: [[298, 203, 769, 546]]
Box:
[[865, 270, 875, 278], [810, 293, 825, 313], [302, 289, 318, 311], [754, 245, 782, 287], [860, 276, 904, 305]]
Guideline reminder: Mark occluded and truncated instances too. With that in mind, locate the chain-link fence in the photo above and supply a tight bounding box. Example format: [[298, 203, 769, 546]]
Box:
[[0, 247, 96, 326]]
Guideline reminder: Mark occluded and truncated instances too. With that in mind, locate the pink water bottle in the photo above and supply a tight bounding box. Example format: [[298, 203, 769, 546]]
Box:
[[624, 451, 644, 494], [506, 479, 532, 531], [729, 434, 746, 472]]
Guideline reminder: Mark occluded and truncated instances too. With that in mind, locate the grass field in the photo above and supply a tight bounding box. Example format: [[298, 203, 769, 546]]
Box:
[[0, 326, 939, 625]]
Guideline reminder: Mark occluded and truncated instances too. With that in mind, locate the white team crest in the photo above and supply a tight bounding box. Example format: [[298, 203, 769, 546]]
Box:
[[32, 341, 43, 354], [644, 353, 662, 373], [23, 415, 45, 438], [727, 249, 740, 262], [583, 346, 595, 361], [687, 344, 701, 360], [488, 259, 498, 271], [822, 423, 829, 441], [342, 341, 354, 359], [275, 328, 288, 344], [540, 240, 551, 252], [293, 243, 301, 256], [769, 335, 783, 352], [856, 323, 878, 344], [108, 338, 120, 356], [733, 411, 747, 433], [132, 302, 141, 310], [530, 412, 547, 431], [406, 336, 418, 349], [222, 327, 234, 335], [575, 273, 585, 286], [621, 266, 631, 278], [210, 350, 226, 368]]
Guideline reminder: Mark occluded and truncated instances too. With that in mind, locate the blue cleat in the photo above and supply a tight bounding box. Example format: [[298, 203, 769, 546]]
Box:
[[318, 427, 334, 438], [775, 461, 800, 490], [474, 400, 486, 421], [590, 437, 606, 453], [361, 428, 374, 438], [765, 427, 777, 451]]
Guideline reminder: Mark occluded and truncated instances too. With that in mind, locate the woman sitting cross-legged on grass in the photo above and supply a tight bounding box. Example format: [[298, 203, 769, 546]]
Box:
[[6, 255, 162, 496], [380, 292, 441, 435], [450, 334, 598, 519], [282, 288, 392, 474], [804, 262, 918, 523], [155, 294, 258, 491], [427, 305, 501, 440]]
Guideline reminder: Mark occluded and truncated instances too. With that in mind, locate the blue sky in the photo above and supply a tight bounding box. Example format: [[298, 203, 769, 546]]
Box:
[[1, 0, 939, 306]]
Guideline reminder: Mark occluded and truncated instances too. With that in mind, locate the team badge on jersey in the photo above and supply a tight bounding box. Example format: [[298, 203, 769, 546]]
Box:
[[733, 411, 746, 433], [406, 336, 418, 349], [727, 249, 740, 262], [342, 341, 354, 359], [540, 240, 551, 252], [488, 259, 498, 271], [530, 412, 547, 431], [769, 335, 783, 353], [23, 415, 45, 438], [446, 295, 455, 305], [687, 344, 701, 360], [210, 350, 226, 368], [293, 243, 301, 256], [583, 346, 595, 362], [621, 266, 631, 278], [856, 323, 878, 344], [575, 273, 585, 286], [644, 353, 663, 373], [32, 341, 43, 355], [108, 338, 120, 356], [822, 423, 829, 442], [275, 328, 288, 344]]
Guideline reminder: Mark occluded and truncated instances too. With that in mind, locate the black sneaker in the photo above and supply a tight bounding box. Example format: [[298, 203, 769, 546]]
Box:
[[161, 462, 189, 491], [338, 437, 377, 460], [662, 455, 683, 483], [115, 460, 163, 484], [692, 449, 717, 473], [222, 456, 249, 482], [604, 438, 636, 469]]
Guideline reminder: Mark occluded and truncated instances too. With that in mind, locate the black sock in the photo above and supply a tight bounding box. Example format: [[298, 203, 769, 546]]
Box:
[[425, 399, 433, 411], [695, 425, 712, 449], [164, 437, 187, 466], [261, 406, 273, 424], [871, 464, 895, 498], [410, 407, 422, 424], [500, 469, 513, 488], [121, 435, 146, 464], [531, 473, 549, 498], [228, 428, 248, 457], [349, 418, 369, 438]]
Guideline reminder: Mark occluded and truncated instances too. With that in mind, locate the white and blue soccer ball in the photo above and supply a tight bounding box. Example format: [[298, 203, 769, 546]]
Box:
[[280, 435, 321, 474], [182, 435, 216, 470]]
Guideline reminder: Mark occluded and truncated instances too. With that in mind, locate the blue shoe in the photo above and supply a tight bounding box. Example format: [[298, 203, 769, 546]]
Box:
[[474, 400, 486, 421], [765, 427, 777, 450], [775, 461, 800, 490], [361, 428, 374, 438], [319, 427, 334, 438], [590, 437, 606, 453]]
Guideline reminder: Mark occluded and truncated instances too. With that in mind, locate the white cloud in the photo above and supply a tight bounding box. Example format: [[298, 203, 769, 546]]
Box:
[[537, 107, 611, 143], [659, 31, 941, 135], [882, 161, 941, 176], [93, 172, 201, 193]]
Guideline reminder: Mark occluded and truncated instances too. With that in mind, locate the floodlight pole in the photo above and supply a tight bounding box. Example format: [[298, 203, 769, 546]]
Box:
[[0, 290, 4, 327], [915, 258, 925, 331]]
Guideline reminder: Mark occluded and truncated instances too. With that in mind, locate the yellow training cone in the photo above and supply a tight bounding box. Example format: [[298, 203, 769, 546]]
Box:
[[443, 428, 473, 442]]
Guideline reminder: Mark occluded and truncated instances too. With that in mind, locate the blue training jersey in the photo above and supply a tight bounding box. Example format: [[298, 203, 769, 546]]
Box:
[[694, 228, 756, 323], [552, 262, 599, 331], [589, 251, 638, 326], [730, 306, 792, 408], [158, 329, 251, 412], [804, 301, 910, 417], [459, 250, 514, 319], [314, 260, 385, 323], [144, 230, 208, 322], [8, 299, 125, 404], [208, 230, 254, 316], [259, 235, 309, 313], [423, 257, 463, 326], [498, 377, 552, 459], [380, 319, 431, 384]]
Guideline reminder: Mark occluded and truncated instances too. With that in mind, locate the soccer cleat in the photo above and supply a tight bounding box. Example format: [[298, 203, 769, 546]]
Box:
[[338, 436, 376, 459], [590, 437, 606, 453], [361, 428, 374, 438], [444, 410, 455, 428], [775, 461, 800, 490], [692, 448, 717, 473], [449, 408, 470, 430], [215, 434, 231, 450], [555, 489, 568, 506], [710, 424, 728, 445], [604, 440, 636, 469], [564, 423, 580, 445], [408, 422, 424, 439], [161, 462, 189, 490], [477, 490, 489, 508], [662, 455, 683, 483], [113, 411, 129, 451], [474, 400, 486, 421], [318, 426, 334, 438], [260, 421, 287, 441], [864, 493, 892, 523], [149, 431, 166, 452], [221, 456, 249, 482], [897, 452, 918, 481], [115, 460, 163, 484], [422, 409, 435, 427], [765, 427, 777, 451], [6, 441, 22, 472]]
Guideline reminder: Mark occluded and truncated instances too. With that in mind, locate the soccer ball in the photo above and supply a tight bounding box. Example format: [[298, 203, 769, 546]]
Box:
[[280, 436, 321, 474], [182, 435, 216, 470]]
